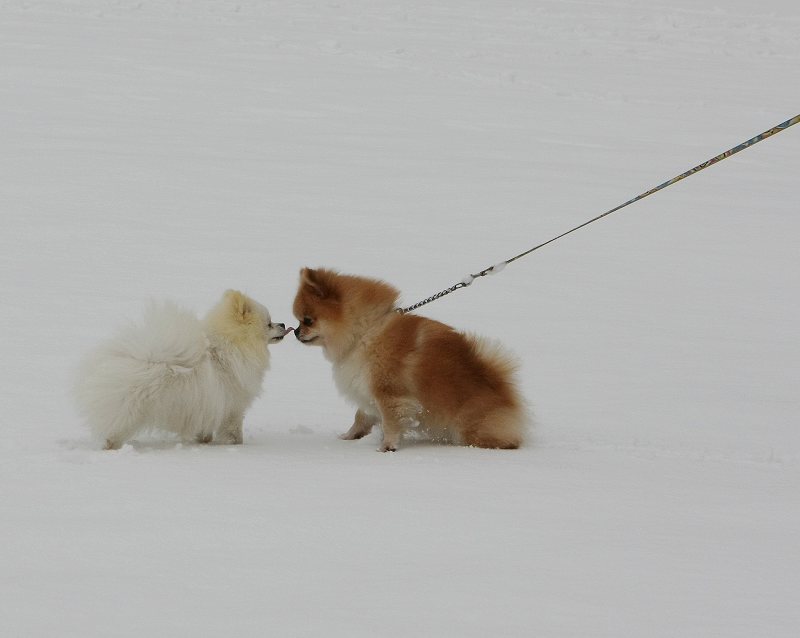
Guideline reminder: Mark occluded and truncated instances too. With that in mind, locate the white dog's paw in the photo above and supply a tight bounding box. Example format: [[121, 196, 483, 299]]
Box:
[[378, 441, 397, 452]]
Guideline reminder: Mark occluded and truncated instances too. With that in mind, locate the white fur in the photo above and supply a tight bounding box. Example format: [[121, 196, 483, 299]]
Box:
[[331, 347, 378, 417], [75, 294, 280, 449]]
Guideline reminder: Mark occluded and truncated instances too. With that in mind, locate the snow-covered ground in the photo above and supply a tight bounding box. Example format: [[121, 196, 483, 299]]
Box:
[[2, 1, 798, 635]]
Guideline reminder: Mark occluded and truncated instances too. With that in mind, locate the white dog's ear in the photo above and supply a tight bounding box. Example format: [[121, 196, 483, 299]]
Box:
[[224, 289, 251, 320]]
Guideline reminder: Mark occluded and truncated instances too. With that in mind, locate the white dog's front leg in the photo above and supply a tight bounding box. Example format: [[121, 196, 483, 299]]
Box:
[[215, 413, 244, 445]]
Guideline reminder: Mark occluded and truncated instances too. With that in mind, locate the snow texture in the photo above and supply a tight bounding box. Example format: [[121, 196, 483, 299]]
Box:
[[1, 1, 798, 636]]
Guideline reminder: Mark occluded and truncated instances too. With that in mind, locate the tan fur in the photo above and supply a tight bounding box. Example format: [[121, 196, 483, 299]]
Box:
[[293, 268, 528, 451]]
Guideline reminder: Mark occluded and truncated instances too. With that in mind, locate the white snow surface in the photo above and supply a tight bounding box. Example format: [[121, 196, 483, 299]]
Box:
[[2, 1, 799, 635]]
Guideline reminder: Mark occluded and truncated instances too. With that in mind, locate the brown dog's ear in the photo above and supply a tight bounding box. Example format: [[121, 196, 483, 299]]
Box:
[[225, 289, 251, 320], [300, 268, 337, 300]]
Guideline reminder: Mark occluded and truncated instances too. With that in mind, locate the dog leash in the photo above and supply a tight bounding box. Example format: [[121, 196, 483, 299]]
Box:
[[398, 113, 800, 315]]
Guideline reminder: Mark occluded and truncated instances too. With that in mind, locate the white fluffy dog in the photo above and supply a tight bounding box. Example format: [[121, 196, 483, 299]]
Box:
[[75, 290, 290, 449]]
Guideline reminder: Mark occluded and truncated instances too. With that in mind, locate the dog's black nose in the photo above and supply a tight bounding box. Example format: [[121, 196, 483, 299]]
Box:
[[294, 328, 302, 340]]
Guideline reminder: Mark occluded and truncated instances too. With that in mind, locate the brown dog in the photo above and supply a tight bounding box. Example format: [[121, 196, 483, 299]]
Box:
[[293, 268, 527, 451]]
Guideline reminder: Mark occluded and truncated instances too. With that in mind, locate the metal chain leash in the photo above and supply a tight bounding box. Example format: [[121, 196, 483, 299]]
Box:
[[398, 113, 800, 315]]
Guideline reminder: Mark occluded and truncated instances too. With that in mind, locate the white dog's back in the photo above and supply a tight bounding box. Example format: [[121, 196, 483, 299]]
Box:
[[113, 300, 209, 370], [75, 301, 224, 446]]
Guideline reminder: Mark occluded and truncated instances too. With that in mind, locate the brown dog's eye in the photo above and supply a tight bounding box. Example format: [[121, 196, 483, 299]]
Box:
[[303, 317, 314, 327]]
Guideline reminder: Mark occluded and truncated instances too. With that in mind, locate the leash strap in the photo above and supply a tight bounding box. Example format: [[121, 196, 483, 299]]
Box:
[[399, 113, 800, 315]]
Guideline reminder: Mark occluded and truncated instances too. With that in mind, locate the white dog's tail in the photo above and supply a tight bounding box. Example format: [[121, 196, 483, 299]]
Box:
[[113, 300, 209, 371], [75, 301, 210, 442]]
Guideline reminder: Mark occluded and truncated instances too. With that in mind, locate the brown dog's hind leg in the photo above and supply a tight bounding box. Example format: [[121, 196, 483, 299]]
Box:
[[461, 407, 524, 450], [376, 397, 422, 452], [462, 431, 521, 449]]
